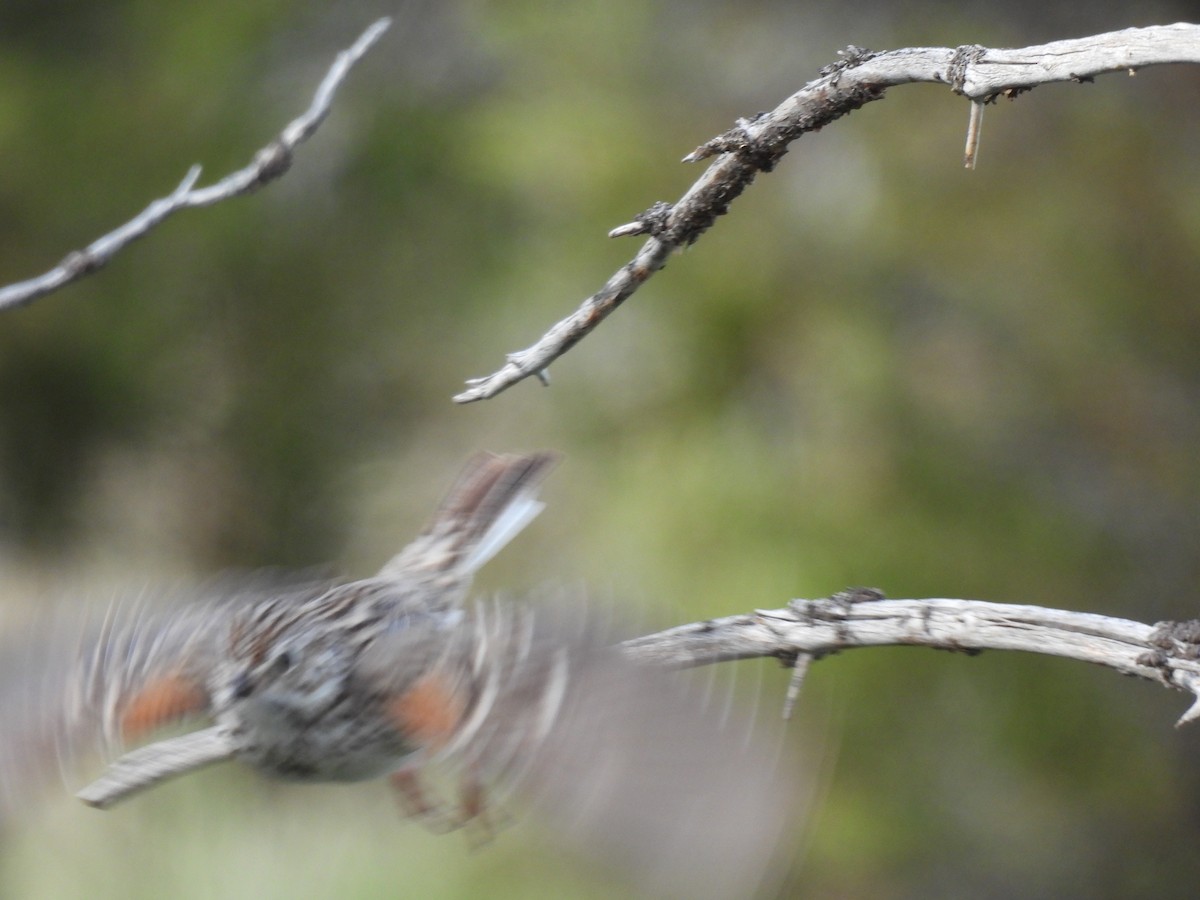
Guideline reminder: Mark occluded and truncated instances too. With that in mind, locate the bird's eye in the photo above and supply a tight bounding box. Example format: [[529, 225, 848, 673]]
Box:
[[232, 672, 254, 700], [274, 651, 293, 673]]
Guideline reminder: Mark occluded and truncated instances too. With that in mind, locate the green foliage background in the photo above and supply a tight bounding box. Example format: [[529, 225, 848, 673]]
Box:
[[2, 2, 1199, 897]]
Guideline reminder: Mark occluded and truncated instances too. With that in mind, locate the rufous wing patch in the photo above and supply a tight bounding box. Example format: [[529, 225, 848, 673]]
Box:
[[386, 672, 466, 749], [119, 673, 209, 741]]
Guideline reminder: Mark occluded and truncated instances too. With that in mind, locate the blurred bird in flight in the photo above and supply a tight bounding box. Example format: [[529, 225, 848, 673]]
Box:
[[0, 452, 798, 897]]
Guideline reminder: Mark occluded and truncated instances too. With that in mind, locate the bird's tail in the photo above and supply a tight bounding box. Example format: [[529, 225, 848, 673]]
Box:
[[377, 452, 559, 583]]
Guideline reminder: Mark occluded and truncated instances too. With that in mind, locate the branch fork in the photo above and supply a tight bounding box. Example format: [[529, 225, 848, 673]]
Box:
[[0, 18, 392, 312], [456, 24, 1200, 402], [624, 590, 1200, 727]]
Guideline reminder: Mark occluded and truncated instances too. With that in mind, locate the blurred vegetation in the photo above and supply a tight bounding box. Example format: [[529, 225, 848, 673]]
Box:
[[2, 1, 1199, 897]]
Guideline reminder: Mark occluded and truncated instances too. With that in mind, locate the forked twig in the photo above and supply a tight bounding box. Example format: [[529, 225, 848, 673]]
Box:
[[455, 24, 1200, 402], [0, 18, 392, 312], [623, 589, 1200, 726]]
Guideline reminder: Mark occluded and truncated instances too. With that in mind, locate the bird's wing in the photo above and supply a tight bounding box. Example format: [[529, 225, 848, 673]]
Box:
[[357, 593, 802, 899], [0, 576, 307, 825]]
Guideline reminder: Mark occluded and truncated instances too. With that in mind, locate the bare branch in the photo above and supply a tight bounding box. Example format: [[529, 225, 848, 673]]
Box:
[[455, 23, 1200, 402], [0, 17, 392, 313], [623, 589, 1200, 727]]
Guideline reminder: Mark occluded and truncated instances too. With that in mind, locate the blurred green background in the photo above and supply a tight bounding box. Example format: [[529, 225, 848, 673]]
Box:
[[2, 1, 1199, 897]]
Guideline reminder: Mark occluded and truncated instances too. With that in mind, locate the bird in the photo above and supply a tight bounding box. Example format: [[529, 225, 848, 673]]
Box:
[[0, 452, 799, 897]]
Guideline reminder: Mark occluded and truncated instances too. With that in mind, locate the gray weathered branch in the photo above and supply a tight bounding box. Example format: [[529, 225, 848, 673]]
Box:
[[622, 589, 1200, 726], [0, 17, 392, 313], [455, 23, 1200, 402]]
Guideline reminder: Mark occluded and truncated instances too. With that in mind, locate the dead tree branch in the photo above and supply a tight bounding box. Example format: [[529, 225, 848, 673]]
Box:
[[623, 589, 1200, 726], [0, 17, 392, 313], [455, 23, 1200, 402]]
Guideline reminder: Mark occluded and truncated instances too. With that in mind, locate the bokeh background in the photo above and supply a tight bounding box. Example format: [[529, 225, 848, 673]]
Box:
[[2, 1, 1199, 897]]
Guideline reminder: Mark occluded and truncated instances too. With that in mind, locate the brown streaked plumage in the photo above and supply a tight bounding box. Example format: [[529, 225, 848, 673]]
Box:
[[0, 452, 800, 898]]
